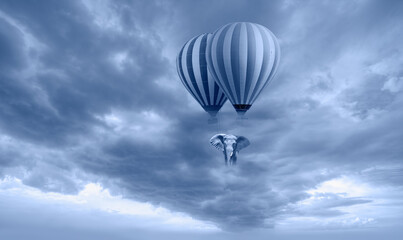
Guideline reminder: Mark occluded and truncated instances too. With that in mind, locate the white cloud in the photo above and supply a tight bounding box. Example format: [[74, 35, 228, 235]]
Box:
[[81, 0, 123, 32], [277, 175, 403, 230], [306, 176, 370, 198], [0, 10, 45, 53], [382, 77, 403, 93], [94, 109, 174, 145], [0, 176, 218, 231]]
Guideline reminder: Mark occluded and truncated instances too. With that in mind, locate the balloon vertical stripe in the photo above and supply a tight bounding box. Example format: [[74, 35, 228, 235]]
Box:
[[209, 27, 234, 104], [229, 23, 240, 103], [176, 33, 227, 117], [177, 45, 202, 106], [216, 25, 236, 104], [207, 22, 280, 115], [245, 24, 264, 103], [186, 39, 206, 106], [223, 24, 238, 103], [244, 23, 256, 103], [238, 23, 248, 103], [180, 38, 204, 106], [198, 34, 211, 105]]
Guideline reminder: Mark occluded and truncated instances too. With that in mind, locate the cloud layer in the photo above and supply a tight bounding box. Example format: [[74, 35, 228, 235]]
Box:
[[1, 0, 403, 235]]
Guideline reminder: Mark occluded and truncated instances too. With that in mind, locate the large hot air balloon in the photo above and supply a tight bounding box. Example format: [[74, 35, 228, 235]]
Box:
[[177, 33, 228, 118], [207, 22, 281, 116]]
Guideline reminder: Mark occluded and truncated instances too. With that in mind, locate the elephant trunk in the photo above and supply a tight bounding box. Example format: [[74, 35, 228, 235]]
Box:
[[225, 146, 236, 165], [230, 151, 238, 165]]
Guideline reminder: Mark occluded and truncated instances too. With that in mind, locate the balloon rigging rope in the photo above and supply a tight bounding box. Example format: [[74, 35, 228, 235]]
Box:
[[217, 113, 221, 133]]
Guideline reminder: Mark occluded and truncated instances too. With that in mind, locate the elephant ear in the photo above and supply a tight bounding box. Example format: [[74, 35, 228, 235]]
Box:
[[210, 134, 225, 151], [236, 136, 250, 151]]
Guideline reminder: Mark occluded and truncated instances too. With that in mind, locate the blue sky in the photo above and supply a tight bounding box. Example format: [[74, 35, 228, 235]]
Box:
[[1, 0, 403, 239]]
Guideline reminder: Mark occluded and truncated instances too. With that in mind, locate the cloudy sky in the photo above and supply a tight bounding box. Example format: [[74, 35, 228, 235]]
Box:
[[1, 0, 403, 239]]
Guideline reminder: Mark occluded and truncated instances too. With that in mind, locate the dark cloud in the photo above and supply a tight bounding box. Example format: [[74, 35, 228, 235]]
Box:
[[0, 0, 177, 146], [1, 0, 403, 234]]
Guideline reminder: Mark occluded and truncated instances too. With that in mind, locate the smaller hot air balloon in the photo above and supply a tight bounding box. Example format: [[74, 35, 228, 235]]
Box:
[[207, 22, 281, 116], [176, 33, 227, 120]]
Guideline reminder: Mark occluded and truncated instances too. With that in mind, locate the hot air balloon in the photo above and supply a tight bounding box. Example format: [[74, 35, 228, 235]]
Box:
[[177, 33, 228, 119], [206, 22, 281, 116]]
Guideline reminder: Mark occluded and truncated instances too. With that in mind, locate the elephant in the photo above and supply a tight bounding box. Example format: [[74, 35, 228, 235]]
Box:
[[210, 134, 250, 165]]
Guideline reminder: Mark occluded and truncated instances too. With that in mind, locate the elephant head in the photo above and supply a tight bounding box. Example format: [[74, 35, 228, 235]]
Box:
[[210, 134, 250, 165]]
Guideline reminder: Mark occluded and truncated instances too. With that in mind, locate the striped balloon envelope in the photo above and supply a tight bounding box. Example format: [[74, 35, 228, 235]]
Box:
[[207, 22, 281, 116], [176, 33, 227, 118]]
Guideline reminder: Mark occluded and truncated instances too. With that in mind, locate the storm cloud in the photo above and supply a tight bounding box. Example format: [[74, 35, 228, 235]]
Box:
[[1, 0, 403, 237]]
